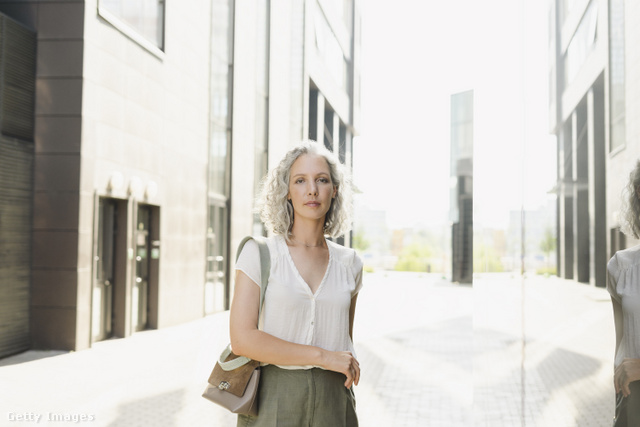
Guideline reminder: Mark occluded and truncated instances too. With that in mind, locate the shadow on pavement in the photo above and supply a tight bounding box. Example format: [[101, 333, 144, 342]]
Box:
[[530, 346, 613, 426], [0, 350, 68, 367], [475, 325, 613, 425], [107, 388, 186, 427], [357, 316, 473, 425]]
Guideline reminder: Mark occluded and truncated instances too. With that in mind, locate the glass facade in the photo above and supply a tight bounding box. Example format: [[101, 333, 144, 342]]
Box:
[[313, 2, 347, 91], [99, 0, 165, 50], [609, 0, 626, 152], [253, 0, 270, 236], [564, 1, 597, 85], [290, 0, 305, 143], [206, 0, 234, 313]]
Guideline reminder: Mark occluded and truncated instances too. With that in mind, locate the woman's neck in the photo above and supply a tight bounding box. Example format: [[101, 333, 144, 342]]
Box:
[[289, 221, 325, 247]]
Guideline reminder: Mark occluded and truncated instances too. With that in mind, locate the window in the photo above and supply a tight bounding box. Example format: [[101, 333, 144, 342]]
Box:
[[314, 2, 347, 91], [206, 0, 234, 313], [253, 0, 270, 236], [99, 0, 165, 53], [564, 1, 597, 85], [609, 0, 626, 152]]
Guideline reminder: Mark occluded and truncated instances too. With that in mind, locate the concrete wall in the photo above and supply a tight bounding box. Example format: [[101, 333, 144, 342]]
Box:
[[0, 0, 88, 351], [81, 0, 211, 332], [0, 0, 214, 350]]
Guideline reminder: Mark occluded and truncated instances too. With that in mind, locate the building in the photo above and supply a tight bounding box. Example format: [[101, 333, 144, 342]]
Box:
[[0, 0, 361, 358], [549, 0, 638, 287], [450, 90, 473, 284]]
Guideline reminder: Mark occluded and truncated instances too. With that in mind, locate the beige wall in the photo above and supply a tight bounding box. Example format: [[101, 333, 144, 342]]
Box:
[[0, 0, 360, 352], [81, 0, 212, 333], [14, 0, 216, 351], [22, 0, 86, 351]]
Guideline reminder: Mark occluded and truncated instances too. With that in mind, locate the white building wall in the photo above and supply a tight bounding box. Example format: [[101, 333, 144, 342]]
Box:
[[81, 0, 212, 328], [230, 2, 259, 255]]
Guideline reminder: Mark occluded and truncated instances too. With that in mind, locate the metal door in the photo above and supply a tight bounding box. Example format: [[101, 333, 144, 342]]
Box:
[[133, 205, 151, 331], [92, 199, 116, 342], [205, 202, 228, 313]]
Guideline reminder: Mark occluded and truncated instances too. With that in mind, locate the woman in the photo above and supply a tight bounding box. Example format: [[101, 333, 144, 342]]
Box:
[[607, 160, 640, 426], [230, 141, 362, 426]]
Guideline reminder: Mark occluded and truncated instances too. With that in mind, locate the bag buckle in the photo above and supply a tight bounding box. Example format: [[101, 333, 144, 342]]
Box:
[[218, 381, 230, 391]]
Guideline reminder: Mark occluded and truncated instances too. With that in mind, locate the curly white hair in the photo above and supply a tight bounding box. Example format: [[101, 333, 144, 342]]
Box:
[[256, 140, 353, 238], [620, 160, 640, 238]]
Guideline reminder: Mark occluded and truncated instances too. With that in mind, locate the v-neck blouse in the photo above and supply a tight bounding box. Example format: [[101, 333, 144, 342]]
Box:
[[608, 245, 640, 367], [235, 235, 363, 370]]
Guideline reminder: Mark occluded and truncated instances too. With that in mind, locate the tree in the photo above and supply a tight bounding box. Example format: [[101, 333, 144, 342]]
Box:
[[395, 243, 432, 272], [352, 230, 370, 252], [540, 227, 556, 261], [539, 226, 556, 272]]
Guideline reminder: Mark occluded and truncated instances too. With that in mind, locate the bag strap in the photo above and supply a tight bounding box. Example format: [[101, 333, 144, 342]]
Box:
[[218, 236, 271, 372]]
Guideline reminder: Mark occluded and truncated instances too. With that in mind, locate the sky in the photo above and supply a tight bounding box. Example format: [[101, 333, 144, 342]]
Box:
[[353, 0, 556, 230]]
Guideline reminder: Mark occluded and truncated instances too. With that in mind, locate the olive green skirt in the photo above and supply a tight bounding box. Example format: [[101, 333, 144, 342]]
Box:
[[237, 365, 358, 427]]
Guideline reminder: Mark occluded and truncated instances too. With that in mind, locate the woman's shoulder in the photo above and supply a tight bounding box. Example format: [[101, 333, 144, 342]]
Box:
[[609, 244, 640, 273], [327, 239, 362, 267]]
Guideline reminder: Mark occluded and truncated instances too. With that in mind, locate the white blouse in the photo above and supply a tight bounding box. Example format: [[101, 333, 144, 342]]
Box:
[[607, 245, 640, 367], [235, 235, 363, 370]]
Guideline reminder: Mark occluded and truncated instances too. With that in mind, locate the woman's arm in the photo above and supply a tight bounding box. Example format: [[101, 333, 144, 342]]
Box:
[[612, 296, 623, 359], [229, 270, 360, 388], [349, 294, 358, 340]]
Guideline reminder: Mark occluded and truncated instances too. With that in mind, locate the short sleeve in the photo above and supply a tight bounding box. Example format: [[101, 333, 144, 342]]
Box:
[[351, 251, 364, 296], [607, 253, 621, 303], [235, 239, 261, 287]]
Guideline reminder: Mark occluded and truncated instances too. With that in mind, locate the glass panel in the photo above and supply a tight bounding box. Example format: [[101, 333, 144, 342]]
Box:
[[209, 124, 228, 195], [206, 204, 228, 313], [211, 58, 229, 123], [609, 0, 625, 151], [290, 0, 304, 142], [564, 1, 598, 85], [207, 0, 233, 313], [93, 199, 116, 342], [134, 205, 150, 331], [100, 0, 165, 49], [209, 0, 233, 197], [92, 286, 103, 339], [314, 2, 346, 90], [254, 0, 270, 234], [211, 0, 230, 62]]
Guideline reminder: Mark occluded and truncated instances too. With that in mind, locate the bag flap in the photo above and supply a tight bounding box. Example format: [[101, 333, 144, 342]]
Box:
[[208, 352, 260, 397]]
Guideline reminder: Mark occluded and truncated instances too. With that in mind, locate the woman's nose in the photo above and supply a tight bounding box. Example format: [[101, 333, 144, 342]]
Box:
[[308, 183, 318, 195]]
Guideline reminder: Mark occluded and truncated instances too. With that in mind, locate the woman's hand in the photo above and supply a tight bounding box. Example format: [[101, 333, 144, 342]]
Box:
[[614, 358, 640, 396], [320, 350, 360, 389]]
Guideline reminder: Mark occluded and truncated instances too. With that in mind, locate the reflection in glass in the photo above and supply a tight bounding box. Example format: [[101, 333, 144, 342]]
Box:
[[609, 0, 626, 152], [100, 0, 165, 49]]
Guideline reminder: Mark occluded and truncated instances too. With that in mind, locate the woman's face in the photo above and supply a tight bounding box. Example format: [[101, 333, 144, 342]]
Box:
[[288, 153, 337, 223]]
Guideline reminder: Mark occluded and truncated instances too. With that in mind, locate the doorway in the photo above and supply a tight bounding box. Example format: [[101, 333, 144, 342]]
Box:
[[132, 204, 160, 332], [205, 202, 229, 313], [133, 205, 150, 332], [92, 199, 117, 342]]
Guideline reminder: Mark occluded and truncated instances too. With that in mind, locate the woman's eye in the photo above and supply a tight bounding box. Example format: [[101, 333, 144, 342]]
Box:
[[318, 178, 329, 183], [295, 178, 304, 184]]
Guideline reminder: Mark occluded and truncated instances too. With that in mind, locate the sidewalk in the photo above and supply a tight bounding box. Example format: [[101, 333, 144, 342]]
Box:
[[474, 274, 614, 426], [0, 272, 614, 426]]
